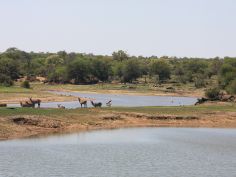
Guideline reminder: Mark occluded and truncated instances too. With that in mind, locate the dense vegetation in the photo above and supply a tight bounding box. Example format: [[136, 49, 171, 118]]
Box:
[[0, 48, 236, 94]]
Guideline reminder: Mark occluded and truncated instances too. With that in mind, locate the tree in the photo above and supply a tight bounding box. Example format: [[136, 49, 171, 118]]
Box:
[[45, 54, 64, 81], [219, 58, 236, 88], [21, 51, 32, 76], [67, 59, 91, 83], [112, 50, 128, 62], [150, 60, 171, 82], [0, 73, 13, 86], [226, 79, 236, 94], [122, 60, 141, 83], [48, 66, 68, 83], [0, 57, 19, 80], [91, 59, 111, 82], [113, 62, 123, 80]]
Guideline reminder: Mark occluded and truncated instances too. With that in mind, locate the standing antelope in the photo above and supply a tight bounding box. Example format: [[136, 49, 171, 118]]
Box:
[[78, 97, 87, 108], [29, 97, 41, 108], [91, 101, 102, 108]]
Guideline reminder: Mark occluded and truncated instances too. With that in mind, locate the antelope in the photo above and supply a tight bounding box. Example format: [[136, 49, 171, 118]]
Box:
[[78, 97, 87, 108], [91, 101, 102, 108], [57, 104, 65, 109], [29, 97, 41, 108], [20, 101, 35, 108]]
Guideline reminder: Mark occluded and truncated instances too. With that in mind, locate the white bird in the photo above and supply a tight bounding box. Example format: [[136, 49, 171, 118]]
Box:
[[106, 100, 112, 107]]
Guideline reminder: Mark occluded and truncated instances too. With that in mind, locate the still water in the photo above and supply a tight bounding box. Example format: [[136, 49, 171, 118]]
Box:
[[0, 128, 236, 177], [8, 92, 197, 108]]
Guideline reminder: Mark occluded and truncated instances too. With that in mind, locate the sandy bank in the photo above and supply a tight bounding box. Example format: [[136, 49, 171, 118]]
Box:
[[1, 110, 235, 141]]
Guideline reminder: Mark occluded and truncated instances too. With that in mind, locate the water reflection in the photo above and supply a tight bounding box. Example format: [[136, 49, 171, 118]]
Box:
[[0, 128, 236, 177]]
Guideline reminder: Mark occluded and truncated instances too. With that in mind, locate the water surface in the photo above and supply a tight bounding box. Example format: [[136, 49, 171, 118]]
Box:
[[8, 91, 197, 108], [0, 128, 235, 177]]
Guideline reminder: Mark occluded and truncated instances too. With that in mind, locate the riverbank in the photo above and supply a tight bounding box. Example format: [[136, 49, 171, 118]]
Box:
[[1, 105, 236, 140], [0, 82, 204, 104]]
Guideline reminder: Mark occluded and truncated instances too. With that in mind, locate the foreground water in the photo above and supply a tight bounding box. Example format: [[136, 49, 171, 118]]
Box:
[[0, 128, 236, 177], [9, 91, 197, 108]]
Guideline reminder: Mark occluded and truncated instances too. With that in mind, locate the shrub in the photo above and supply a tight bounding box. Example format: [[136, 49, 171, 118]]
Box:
[[226, 79, 236, 94], [21, 80, 30, 89], [205, 88, 220, 100], [0, 74, 14, 87], [194, 77, 206, 88]]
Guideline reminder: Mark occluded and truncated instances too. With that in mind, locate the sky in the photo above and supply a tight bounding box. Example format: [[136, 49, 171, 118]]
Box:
[[0, 0, 236, 57]]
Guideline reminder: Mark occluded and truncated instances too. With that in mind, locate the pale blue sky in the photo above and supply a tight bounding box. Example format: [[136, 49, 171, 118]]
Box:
[[0, 0, 235, 57]]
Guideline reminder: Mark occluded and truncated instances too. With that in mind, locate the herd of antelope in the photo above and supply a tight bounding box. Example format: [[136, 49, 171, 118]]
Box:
[[0, 96, 112, 109]]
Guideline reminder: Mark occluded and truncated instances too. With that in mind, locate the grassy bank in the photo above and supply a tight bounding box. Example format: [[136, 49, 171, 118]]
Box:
[[1, 104, 236, 117], [1, 105, 236, 140]]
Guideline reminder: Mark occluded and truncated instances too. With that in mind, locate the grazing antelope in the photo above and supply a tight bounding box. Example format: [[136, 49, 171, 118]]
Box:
[[78, 97, 87, 108], [106, 100, 112, 107], [29, 97, 41, 108], [57, 104, 65, 109], [91, 101, 102, 108], [20, 101, 35, 108], [0, 103, 7, 107]]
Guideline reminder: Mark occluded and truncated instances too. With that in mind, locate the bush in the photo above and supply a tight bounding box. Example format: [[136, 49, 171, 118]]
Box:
[[194, 77, 206, 88], [21, 80, 30, 89], [0, 74, 14, 87], [226, 79, 236, 94], [205, 88, 220, 100]]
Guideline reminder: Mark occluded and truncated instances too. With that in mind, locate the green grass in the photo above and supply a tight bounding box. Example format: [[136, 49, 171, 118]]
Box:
[[0, 107, 94, 117], [107, 105, 236, 115], [0, 85, 33, 93], [1, 105, 235, 118]]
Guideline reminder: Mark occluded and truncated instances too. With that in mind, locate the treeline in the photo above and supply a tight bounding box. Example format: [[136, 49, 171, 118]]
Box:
[[0, 48, 236, 94]]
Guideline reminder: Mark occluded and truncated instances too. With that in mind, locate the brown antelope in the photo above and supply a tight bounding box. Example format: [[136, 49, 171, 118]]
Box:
[[78, 97, 87, 108], [91, 101, 102, 108], [29, 97, 41, 108], [20, 101, 35, 108], [0, 103, 7, 107]]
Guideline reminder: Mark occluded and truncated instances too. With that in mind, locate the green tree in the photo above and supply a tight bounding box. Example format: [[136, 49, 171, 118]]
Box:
[[112, 50, 128, 62], [150, 60, 171, 82], [67, 59, 91, 83], [91, 59, 111, 82], [122, 60, 141, 83], [113, 62, 124, 80], [0, 57, 19, 80], [48, 66, 68, 83], [226, 79, 236, 94], [219, 58, 236, 88]]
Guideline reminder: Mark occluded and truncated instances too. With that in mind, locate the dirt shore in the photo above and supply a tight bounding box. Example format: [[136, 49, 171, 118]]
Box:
[[1, 108, 235, 141]]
